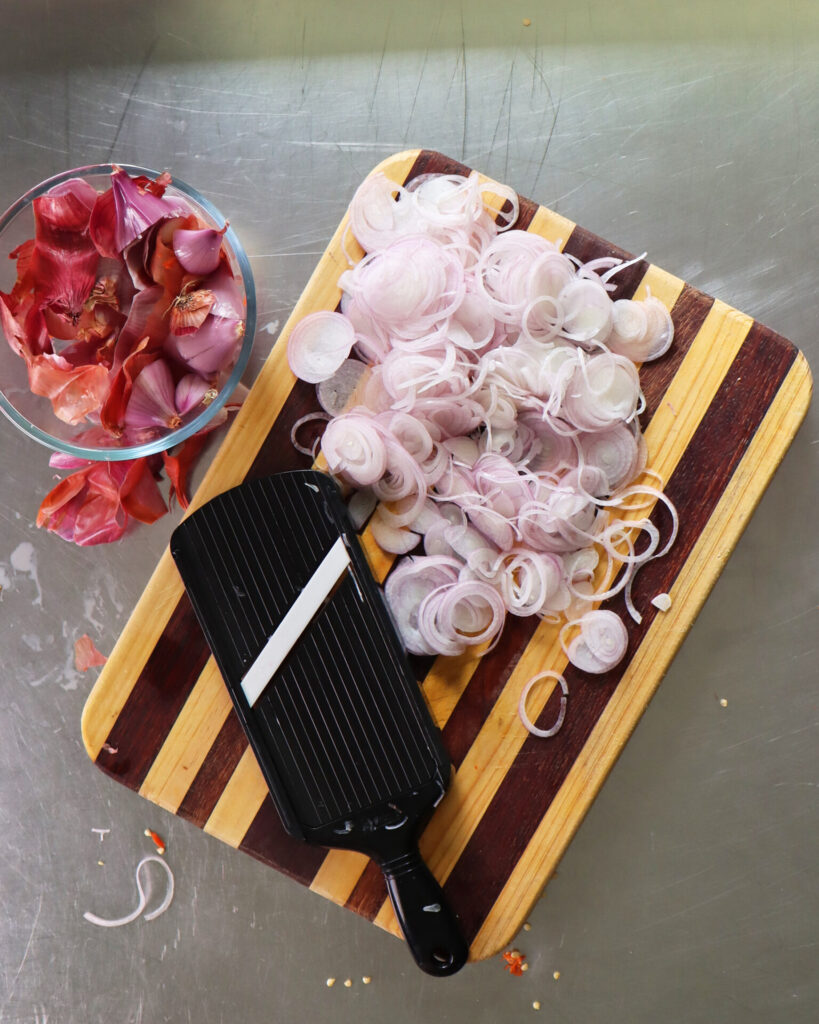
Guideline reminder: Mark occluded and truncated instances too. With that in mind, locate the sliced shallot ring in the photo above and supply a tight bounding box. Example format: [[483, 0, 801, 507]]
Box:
[[518, 671, 569, 738], [290, 411, 331, 458], [370, 508, 421, 554], [321, 412, 387, 486], [287, 311, 356, 384]]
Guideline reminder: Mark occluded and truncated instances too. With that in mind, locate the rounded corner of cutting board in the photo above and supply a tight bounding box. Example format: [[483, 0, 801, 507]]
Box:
[[80, 679, 105, 764], [364, 148, 422, 180], [792, 348, 814, 410]]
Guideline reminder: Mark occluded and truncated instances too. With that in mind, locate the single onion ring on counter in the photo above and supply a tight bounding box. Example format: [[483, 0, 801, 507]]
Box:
[[83, 855, 174, 928]]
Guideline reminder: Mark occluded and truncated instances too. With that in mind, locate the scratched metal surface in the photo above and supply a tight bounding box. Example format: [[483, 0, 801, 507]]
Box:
[[1, 2, 817, 1021]]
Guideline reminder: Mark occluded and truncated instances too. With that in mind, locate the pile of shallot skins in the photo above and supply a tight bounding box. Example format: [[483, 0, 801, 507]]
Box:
[[287, 171, 678, 676], [0, 167, 245, 544]]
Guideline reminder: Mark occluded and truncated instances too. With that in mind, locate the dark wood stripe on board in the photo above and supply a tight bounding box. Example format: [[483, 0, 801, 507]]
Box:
[[94, 592, 211, 785], [176, 712, 249, 827], [239, 799, 327, 885], [345, 859, 391, 919], [406, 149, 472, 181], [441, 322, 798, 944], [640, 285, 715, 424], [562, 226, 648, 302], [245, 376, 322, 482]]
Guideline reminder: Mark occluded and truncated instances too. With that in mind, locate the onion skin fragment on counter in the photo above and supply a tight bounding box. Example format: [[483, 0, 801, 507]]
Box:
[[74, 634, 108, 672]]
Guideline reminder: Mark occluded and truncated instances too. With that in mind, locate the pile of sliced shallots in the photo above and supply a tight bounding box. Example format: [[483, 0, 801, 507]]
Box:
[[287, 170, 677, 679]]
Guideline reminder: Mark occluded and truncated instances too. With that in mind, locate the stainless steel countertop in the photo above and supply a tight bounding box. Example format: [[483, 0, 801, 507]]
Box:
[[1, 2, 817, 1021]]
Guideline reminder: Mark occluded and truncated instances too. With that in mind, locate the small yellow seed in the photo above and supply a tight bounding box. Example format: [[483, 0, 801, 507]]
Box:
[[521, 963, 529, 972], [343, 979, 352, 988], [97, 860, 104, 866], [326, 978, 335, 987], [362, 976, 372, 984], [532, 1001, 541, 1011], [523, 18, 532, 27], [523, 922, 532, 931], [719, 698, 728, 707], [553, 970, 561, 980]]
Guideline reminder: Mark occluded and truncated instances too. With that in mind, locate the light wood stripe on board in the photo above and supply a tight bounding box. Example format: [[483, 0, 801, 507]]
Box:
[[139, 659, 234, 812], [80, 551, 184, 761], [203, 745, 269, 847]]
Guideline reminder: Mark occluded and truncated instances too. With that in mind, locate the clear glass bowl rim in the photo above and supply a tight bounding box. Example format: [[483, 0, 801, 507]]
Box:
[[0, 163, 256, 462]]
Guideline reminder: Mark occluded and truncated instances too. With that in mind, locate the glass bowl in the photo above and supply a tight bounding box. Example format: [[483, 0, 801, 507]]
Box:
[[0, 164, 255, 461]]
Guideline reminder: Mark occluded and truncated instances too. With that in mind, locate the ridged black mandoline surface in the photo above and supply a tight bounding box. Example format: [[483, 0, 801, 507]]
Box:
[[170, 470, 468, 975]]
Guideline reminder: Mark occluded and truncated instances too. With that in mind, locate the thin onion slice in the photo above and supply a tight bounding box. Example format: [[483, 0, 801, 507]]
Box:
[[83, 855, 174, 928], [518, 671, 569, 738]]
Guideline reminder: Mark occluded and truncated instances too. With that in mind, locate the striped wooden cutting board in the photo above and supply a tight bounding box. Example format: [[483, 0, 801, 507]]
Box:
[[81, 149, 812, 962]]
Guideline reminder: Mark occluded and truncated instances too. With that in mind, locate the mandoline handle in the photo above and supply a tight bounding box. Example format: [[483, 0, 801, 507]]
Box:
[[382, 848, 469, 977]]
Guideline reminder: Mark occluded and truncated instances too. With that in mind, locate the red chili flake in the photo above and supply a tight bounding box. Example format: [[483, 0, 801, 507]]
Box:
[[144, 828, 166, 855], [502, 950, 527, 976]]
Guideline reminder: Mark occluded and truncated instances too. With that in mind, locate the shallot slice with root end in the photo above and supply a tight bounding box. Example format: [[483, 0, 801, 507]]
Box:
[[607, 296, 674, 362], [558, 278, 613, 344], [370, 506, 421, 554], [518, 671, 569, 738], [348, 173, 415, 252], [287, 311, 356, 384], [321, 412, 387, 486], [561, 609, 628, 673]]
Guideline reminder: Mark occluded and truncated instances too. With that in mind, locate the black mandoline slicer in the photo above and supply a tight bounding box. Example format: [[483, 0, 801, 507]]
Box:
[[170, 469, 468, 976]]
